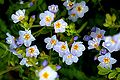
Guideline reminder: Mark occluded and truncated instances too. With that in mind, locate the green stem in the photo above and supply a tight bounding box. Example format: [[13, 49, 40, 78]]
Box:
[[0, 65, 20, 75], [77, 22, 88, 33], [31, 25, 41, 28]]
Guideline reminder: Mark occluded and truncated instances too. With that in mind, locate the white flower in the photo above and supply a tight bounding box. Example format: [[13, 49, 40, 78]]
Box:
[[44, 35, 58, 50], [71, 42, 85, 57], [73, 1, 88, 18], [26, 45, 40, 58], [19, 30, 35, 47], [11, 9, 25, 23], [54, 19, 68, 33], [38, 66, 57, 80], [98, 53, 117, 69]]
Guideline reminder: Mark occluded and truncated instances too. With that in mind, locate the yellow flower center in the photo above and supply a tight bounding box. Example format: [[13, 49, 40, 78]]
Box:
[[110, 39, 115, 44], [76, 6, 82, 12], [67, 54, 72, 59], [61, 45, 66, 50], [97, 34, 102, 38], [93, 43, 98, 48], [67, 1, 74, 8], [42, 72, 49, 79], [46, 16, 51, 22], [55, 22, 61, 28], [73, 44, 79, 50], [103, 57, 110, 63], [28, 48, 35, 54], [50, 39, 56, 45], [24, 34, 30, 40], [18, 16, 24, 21], [71, 13, 76, 17]]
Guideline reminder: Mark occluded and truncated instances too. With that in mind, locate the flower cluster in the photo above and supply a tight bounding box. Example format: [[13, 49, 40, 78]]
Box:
[[44, 35, 85, 65], [63, 0, 89, 22], [6, 9, 40, 67], [83, 27, 118, 69], [39, 4, 68, 33]]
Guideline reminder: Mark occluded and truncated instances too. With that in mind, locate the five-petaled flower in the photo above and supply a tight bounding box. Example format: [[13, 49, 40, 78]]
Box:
[[63, 53, 78, 65], [11, 9, 25, 23], [44, 35, 58, 50], [39, 11, 55, 26], [54, 19, 68, 33], [38, 66, 57, 80], [73, 1, 88, 18], [90, 27, 106, 40], [98, 53, 117, 69], [20, 58, 33, 67], [88, 38, 100, 50], [26, 45, 40, 58], [6, 33, 17, 49], [53, 41, 69, 57], [71, 42, 85, 57], [19, 30, 35, 47], [63, 0, 75, 10]]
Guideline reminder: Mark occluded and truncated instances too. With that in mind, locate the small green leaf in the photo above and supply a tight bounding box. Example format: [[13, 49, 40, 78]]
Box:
[[117, 74, 120, 80], [108, 70, 118, 79], [0, 0, 4, 4], [106, 14, 112, 21], [112, 14, 116, 22], [97, 66, 112, 75], [116, 68, 120, 72], [103, 23, 109, 27]]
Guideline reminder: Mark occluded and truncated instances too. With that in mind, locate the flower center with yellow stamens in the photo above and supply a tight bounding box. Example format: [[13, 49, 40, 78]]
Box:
[[67, 1, 74, 8], [42, 72, 49, 79], [103, 57, 110, 64], [110, 39, 115, 44], [61, 44, 66, 50], [50, 39, 56, 45], [24, 34, 30, 40], [28, 48, 35, 54], [55, 22, 61, 28], [76, 6, 82, 12], [93, 43, 98, 48], [67, 54, 72, 59], [18, 16, 24, 21], [46, 16, 51, 22], [97, 34, 102, 38], [73, 44, 79, 50], [71, 13, 76, 17]]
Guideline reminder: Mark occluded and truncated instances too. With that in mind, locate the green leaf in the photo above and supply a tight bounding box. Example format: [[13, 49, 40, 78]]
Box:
[[0, 0, 4, 4], [106, 14, 112, 21], [97, 66, 112, 75], [112, 14, 116, 22], [116, 68, 120, 72], [108, 70, 118, 79], [103, 23, 109, 27], [117, 74, 120, 80]]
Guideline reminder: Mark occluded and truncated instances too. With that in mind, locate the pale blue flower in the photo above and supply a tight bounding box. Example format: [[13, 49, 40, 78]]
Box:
[[56, 65, 61, 70], [20, 58, 32, 67], [26, 45, 39, 58], [54, 19, 68, 33], [63, 0, 75, 10], [19, 30, 35, 47], [73, 1, 88, 18], [63, 53, 78, 65], [44, 35, 58, 50], [100, 48, 108, 55], [16, 37, 24, 47], [48, 4, 58, 13], [6, 33, 17, 49], [53, 41, 69, 57], [71, 42, 85, 57], [11, 9, 25, 23], [39, 11, 54, 26], [90, 27, 106, 40], [98, 53, 117, 69], [88, 38, 100, 49], [102, 36, 118, 53], [68, 9, 79, 22], [42, 60, 48, 67], [83, 35, 92, 41]]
